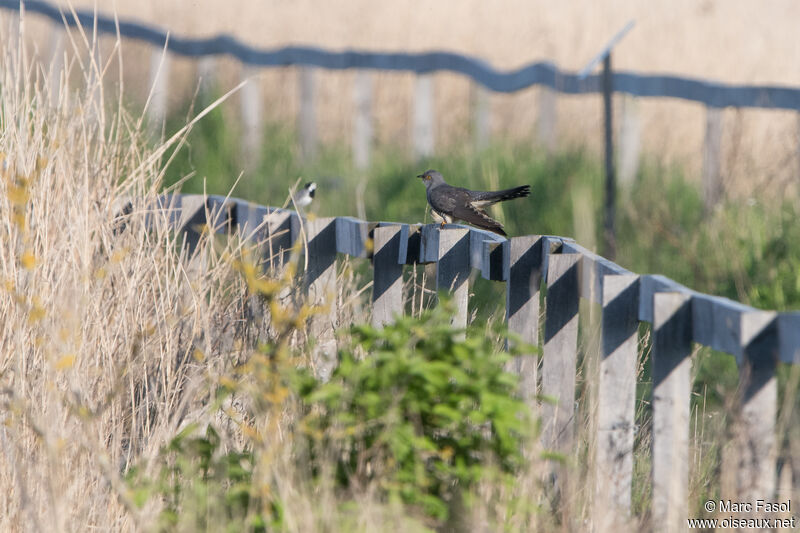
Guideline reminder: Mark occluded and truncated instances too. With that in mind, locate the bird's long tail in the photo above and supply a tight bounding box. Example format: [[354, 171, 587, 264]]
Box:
[[472, 185, 531, 204]]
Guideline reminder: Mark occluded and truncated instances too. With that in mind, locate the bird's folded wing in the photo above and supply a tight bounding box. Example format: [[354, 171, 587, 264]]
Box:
[[451, 203, 504, 233]]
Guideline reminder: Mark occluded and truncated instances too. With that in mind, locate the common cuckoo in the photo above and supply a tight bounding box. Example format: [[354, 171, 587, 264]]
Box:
[[416, 169, 530, 236]]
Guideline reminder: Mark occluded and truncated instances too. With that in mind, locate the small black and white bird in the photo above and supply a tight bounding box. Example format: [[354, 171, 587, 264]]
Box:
[[416, 170, 530, 236], [295, 181, 317, 208]]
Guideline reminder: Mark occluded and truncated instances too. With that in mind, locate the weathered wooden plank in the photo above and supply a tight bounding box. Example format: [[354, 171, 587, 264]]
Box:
[[733, 311, 778, 506], [638, 274, 692, 323], [372, 225, 404, 327], [419, 223, 442, 264], [204, 195, 232, 233], [778, 312, 800, 364], [480, 239, 508, 281], [413, 74, 435, 160], [240, 204, 268, 242], [542, 236, 572, 281], [618, 94, 641, 187], [147, 48, 170, 135], [176, 195, 207, 254], [240, 66, 264, 165], [353, 70, 373, 170], [561, 241, 630, 302], [299, 66, 317, 160], [335, 217, 370, 258], [541, 253, 581, 455], [472, 82, 490, 150], [468, 227, 505, 271], [399, 224, 422, 265], [263, 208, 299, 269], [595, 273, 640, 532], [505, 236, 544, 403], [651, 292, 692, 533], [691, 293, 754, 362], [436, 228, 471, 330], [151, 193, 183, 230], [306, 218, 339, 381], [702, 106, 723, 212]]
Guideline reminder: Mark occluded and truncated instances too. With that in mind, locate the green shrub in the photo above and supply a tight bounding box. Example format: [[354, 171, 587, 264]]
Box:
[[295, 302, 532, 522]]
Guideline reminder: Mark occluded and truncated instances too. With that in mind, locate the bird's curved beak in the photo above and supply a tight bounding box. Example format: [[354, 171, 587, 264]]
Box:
[[416, 173, 425, 179]]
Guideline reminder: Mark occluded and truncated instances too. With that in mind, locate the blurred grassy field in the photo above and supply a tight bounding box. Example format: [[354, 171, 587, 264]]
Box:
[[5, 1, 800, 197]]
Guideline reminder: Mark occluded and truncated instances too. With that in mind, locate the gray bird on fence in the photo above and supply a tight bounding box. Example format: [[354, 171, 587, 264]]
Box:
[[416, 170, 530, 236], [294, 182, 317, 208]]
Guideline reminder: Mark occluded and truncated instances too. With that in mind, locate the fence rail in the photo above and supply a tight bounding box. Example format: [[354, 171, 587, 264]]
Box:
[[5, 0, 800, 109], [146, 192, 798, 532]]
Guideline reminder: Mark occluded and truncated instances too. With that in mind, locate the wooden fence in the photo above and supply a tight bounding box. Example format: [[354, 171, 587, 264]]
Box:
[[5, 0, 800, 212], [154, 192, 800, 532]]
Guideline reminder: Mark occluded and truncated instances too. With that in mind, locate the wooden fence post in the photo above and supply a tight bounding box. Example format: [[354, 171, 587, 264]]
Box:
[[240, 66, 264, 166], [734, 312, 778, 505], [505, 236, 544, 403], [602, 54, 617, 260], [147, 47, 170, 136], [306, 217, 338, 381], [651, 292, 692, 533], [619, 94, 641, 188], [537, 86, 557, 154], [353, 71, 373, 170], [541, 253, 581, 455], [703, 106, 723, 213], [264, 208, 298, 270], [595, 273, 639, 532], [471, 82, 490, 151], [371, 225, 404, 327], [436, 227, 470, 330], [299, 66, 317, 160], [413, 74, 434, 160]]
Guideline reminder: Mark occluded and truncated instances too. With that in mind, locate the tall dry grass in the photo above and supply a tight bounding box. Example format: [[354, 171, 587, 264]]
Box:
[[0, 23, 273, 530]]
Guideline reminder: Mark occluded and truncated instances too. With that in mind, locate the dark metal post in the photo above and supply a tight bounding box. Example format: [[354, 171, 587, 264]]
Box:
[[602, 54, 616, 259]]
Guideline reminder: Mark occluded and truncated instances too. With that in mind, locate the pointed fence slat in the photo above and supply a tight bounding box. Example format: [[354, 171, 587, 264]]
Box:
[[263, 207, 300, 269], [372, 225, 404, 327], [541, 252, 581, 454], [335, 217, 370, 258], [436, 228, 471, 330], [735, 312, 778, 505], [595, 273, 640, 532], [306, 217, 338, 381], [505, 236, 544, 403], [651, 292, 692, 533]]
